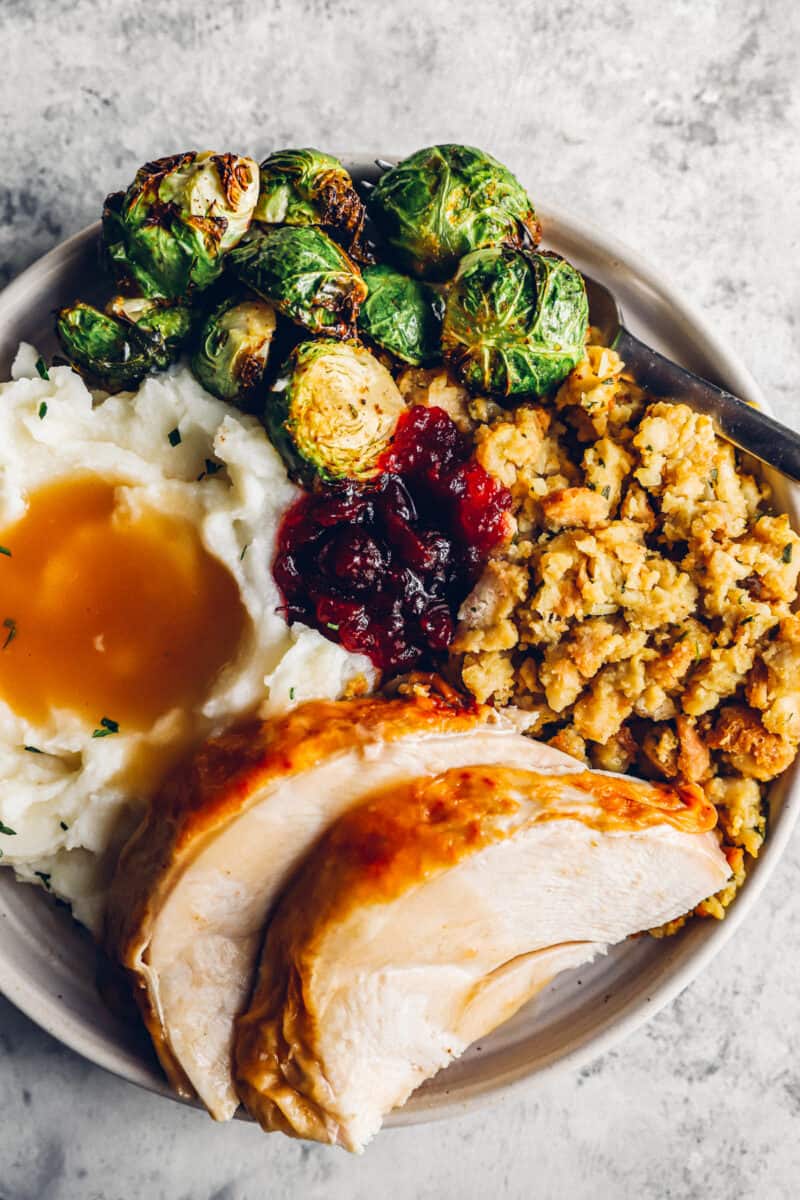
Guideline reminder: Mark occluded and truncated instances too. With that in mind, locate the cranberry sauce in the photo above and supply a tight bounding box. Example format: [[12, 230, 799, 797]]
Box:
[[273, 406, 513, 673]]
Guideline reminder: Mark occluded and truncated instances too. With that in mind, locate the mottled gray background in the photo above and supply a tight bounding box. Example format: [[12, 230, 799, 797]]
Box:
[[1, 1, 799, 1197]]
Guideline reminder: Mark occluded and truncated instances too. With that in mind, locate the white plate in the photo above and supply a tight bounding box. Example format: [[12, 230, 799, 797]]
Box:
[[0, 166, 798, 1130]]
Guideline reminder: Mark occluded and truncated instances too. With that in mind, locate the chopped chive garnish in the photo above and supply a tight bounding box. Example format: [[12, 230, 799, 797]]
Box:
[[59, 821, 69, 831], [289, 687, 295, 701], [0, 820, 17, 836], [2, 618, 16, 649], [38, 401, 48, 419], [34, 871, 52, 890], [601, 485, 611, 499], [35, 357, 50, 381], [168, 427, 181, 447], [782, 543, 793, 563], [240, 543, 250, 561], [197, 458, 222, 481], [92, 716, 119, 738], [24, 745, 42, 754], [0, 546, 11, 557], [326, 622, 340, 631]]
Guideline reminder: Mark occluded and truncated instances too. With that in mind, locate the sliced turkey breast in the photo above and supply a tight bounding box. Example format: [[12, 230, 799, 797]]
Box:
[[235, 765, 730, 1151], [105, 681, 580, 1120]]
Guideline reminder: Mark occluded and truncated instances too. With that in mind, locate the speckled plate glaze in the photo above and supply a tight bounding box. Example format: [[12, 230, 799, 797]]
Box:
[[0, 160, 798, 1132]]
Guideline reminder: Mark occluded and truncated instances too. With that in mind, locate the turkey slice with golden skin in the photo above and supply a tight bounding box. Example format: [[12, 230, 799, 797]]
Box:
[[235, 766, 730, 1151], [105, 682, 580, 1120]]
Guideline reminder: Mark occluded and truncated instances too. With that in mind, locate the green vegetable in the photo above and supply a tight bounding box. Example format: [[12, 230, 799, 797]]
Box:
[[369, 144, 540, 280], [254, 148, 364, 243], [35, 357, 50, 381], [56, 297, 191, 392], [92, 716, 119, 738], [168, 428, 182, 447], [265, 340, 406, 483], [103, 151, 259, 299], [231, 225, 367, 337], [0, 820, 16, 836], [191, 292, 276, 404], [442, 248, 588, 398], [357, 264, 443, 366], [2, 618, 16, 649], [197, 459, 223, 481]]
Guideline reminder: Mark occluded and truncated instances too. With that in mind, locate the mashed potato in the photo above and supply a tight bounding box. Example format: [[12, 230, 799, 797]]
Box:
[[0, 346, 373, 930]]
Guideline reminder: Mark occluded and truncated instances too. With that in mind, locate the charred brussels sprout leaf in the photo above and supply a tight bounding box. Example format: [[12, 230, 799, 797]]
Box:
[[103, 151, 259, 300], [230, 225, 367, 337], [357, 263, 443, 366], [191, 293, 276, 405], [369, 144, 540, 280], [106, 295, 192, 353], [56, 298, 190, 391], [254, 148, 365, 243], [442, 248, 588, 398], [265, 340, 406, 483]]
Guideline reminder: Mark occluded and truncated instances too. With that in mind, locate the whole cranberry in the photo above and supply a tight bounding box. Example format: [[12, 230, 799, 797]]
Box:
[[417, 531, 452, 579], [420, 605, 455, 650], [312, 481, 373, 528], [318, 529, 385, 591], [272, 551, 301, 594], [379, 476, 417, 523]]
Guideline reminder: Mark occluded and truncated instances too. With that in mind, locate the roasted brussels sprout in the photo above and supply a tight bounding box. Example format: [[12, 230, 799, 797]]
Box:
[[254, 148, 364, 243], [442, 248, 588, 398], [230, 225, 367, 337], [103, 151, 259, 299], [56, 297, 191, 391], [265, 340, 406, 483], [368, 144, 540, 280], [357, 264, 443, 366], [190, 293, 276, 404]]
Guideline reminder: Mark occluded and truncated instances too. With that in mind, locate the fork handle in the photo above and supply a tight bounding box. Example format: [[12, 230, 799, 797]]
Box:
[[614, 327, 800, 485]]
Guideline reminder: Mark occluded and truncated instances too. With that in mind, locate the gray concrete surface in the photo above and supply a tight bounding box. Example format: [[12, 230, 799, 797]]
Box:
[[1, 1, 799, 1196]]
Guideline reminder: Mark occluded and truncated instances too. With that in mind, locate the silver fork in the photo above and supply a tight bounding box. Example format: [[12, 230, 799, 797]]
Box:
[[583, 274, 800, 484]]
